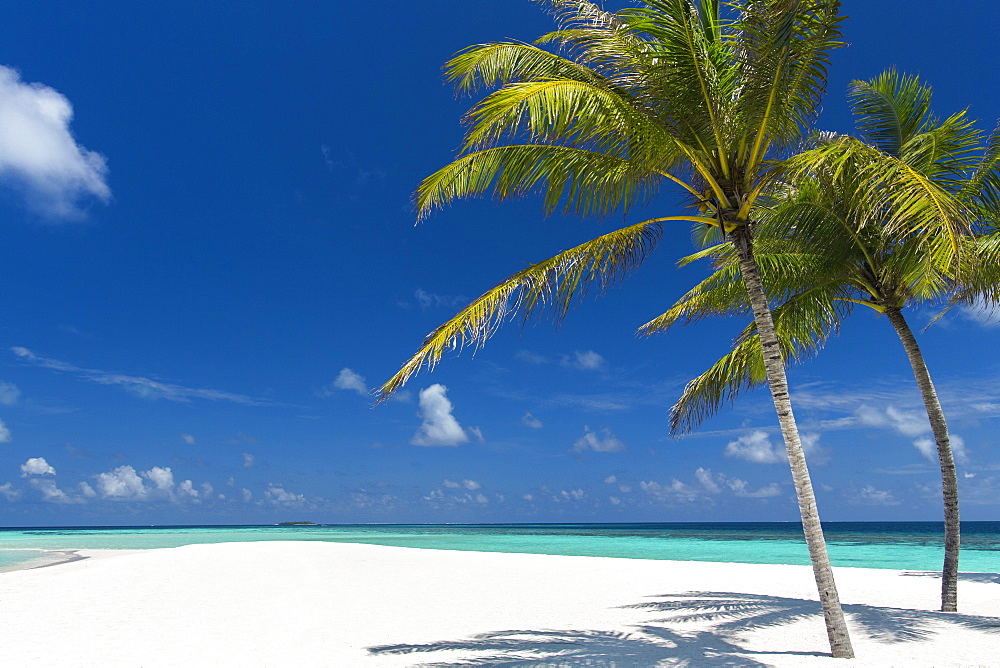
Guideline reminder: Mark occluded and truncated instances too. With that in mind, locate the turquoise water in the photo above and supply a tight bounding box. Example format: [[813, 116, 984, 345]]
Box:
[[0, 522, 997, 573]]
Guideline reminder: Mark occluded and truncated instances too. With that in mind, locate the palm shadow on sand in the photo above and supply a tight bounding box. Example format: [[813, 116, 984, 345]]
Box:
[[367, 590, 1000, 667], [900, 570, 1000, 585]]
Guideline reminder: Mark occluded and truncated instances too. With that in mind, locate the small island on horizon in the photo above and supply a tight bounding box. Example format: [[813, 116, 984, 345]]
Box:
[[276, 521, 319, 526]]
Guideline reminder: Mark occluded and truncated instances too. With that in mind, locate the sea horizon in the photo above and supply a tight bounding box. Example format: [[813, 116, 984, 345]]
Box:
[[2, 521, 997, 575]]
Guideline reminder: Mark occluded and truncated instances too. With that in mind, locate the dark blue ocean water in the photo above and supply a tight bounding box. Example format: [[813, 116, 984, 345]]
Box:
[[1, 522, 997, 573]]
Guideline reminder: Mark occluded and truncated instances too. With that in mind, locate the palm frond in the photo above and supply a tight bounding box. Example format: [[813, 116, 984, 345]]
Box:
[[669, 279, 848, 433], [377, 220, 664, 401], [444, 41, 605, 94], [415, 144, 662, 220]]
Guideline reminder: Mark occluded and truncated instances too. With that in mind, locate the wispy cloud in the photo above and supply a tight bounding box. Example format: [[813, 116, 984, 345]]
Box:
[[11, 347, 279, 406], [0, 66, 110, 219], [561, 350, 607, 371], [414, 288, 465, 310]]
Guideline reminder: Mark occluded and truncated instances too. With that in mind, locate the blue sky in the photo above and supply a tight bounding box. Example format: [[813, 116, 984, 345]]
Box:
[[1, 1, 999, 526]]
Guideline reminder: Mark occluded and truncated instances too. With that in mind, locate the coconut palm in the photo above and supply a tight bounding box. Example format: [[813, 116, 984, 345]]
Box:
[[644, 70, 989, 612], [377, 0, 863, 655]]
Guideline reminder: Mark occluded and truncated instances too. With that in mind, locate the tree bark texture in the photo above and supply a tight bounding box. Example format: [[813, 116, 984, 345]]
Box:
[[731, 225, 855, 658], [884, 307, 960, 612]]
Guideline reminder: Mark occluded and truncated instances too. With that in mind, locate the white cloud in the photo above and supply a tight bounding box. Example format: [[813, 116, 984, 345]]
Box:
[[241, 488, 252, 502], [442, 479, 461, 489], [853, 484, 900, 506], [603, 475, 617, 484], [725, 431, 784, 464], [11, 347, 276, 406], [264, 483, 305, 505], [414, 288, 465, 309], [521, 412, 543, 429], [640, 479, 700, 503], [243, 453, 256, 468], [92, 464, 189, 501], [856, 405, 928, 437], [29, 478, 80, 504], [462, 479, 481, 490], [0, 419, 11, 443], [0, 482, 21, 501], [0, 380, 20, 405], [695, 467, 721, 493], [144, 466, 174, 491], [177, 480, 199, 498], [562, 350, 606, 371], [20, 457, 56, 477], [78, 481, 96, 498], [572, 426, 626, 453], [321, 367, 368, 397], [0, 66, 110, 219], [474, 493, 489, 504], [913, 434, 969, 465], [514, 350, 548, 365], [468, 426, 485, 443], [725, 478, 781, 498], [559, 489, 585, 501], [411, 384, 469, 447], [958, 296, 1000, 328], [201, 482, 213, 497], [181, 433, 196, 445]]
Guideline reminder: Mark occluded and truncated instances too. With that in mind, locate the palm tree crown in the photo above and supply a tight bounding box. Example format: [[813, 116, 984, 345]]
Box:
[[379, 0, 856, 657]]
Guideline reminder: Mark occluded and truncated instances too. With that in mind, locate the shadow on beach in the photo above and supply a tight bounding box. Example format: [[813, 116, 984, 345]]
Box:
[[367, 590, 1000, 667], [900, 570, 1000, 585]]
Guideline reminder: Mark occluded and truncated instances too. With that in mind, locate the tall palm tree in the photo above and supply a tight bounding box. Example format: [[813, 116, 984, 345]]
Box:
[[644, 70, 985, 612], [377, 0, 860, 656]]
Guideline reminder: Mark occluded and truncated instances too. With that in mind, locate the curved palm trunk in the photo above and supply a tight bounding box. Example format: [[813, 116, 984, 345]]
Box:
[[732, 226, 855, 658], [884, 307, 960, 612]]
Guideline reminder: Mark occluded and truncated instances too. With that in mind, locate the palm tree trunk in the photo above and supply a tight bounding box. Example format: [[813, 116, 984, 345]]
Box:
[[731, 225, 855, 658], [884, 307, 960, 612]]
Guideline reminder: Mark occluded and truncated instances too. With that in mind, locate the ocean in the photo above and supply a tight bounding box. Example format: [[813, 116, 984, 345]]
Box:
[[1, 521, 997, 574]]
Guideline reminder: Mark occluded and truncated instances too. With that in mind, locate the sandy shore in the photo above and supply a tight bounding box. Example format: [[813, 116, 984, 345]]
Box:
[[1, 542, 997, 667]]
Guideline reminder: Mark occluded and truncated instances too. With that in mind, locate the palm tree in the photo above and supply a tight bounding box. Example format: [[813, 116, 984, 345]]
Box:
[[377, 0, 861, 655], [644, 70, 986, 612]]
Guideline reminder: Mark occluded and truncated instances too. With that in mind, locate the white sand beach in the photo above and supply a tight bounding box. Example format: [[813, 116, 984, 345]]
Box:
[[1, 541, 997, 667]]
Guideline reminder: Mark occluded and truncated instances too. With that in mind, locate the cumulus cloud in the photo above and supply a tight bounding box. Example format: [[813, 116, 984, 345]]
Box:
[[572, 426, 626, 453], [91, 464, 199, 502], [264, 483, 306, 505], [521, 412, 543, 429], [725, 431, 828, 465], [0, 482, 21, 501], [0, 65, 111, 219], [320, 367, 368, 397], [695, 467, 782, 498], [0, 380, 20, 405], [853, 484, 900, 506], [242, 453, 256, 468], [411, 384, 469, 447], [78, 481, 96, 498], [20, 457, 56, 477], [29, 478, 80, 504], [0, 419, 11, 443], [724, 431, 783, 463], [94, 465, 147, 499], [241, 488, 252, 502], [180, 433, 196, 445], [562, 350, 607, 371]]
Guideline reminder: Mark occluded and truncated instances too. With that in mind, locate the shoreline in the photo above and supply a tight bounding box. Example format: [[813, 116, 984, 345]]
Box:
[[1, 541, 997, 666]]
